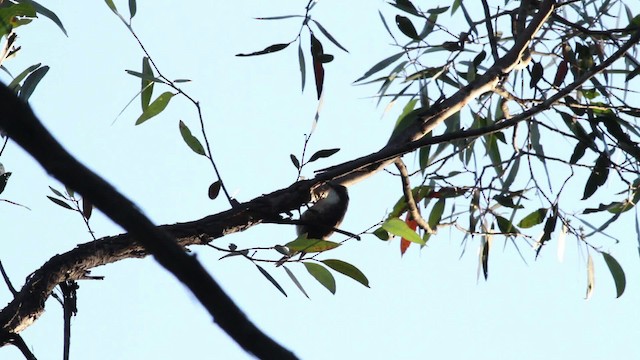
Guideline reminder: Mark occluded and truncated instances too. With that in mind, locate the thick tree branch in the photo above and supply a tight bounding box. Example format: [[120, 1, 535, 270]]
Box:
[[0, 84, 297, 359]]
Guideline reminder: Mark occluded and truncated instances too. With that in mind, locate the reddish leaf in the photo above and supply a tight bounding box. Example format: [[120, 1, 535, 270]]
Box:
[[310, 34, 325, 99], [400, 214, 417, 256], [236, 43, 291, 57], [553, 60, 569, 87]]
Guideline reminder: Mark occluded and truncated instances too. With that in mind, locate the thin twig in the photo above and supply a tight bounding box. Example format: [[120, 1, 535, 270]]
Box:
[[394, 158, 433, 234]]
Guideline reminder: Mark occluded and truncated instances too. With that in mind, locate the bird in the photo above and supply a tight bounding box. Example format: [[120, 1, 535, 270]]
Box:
[[296, 182, 349, 240]]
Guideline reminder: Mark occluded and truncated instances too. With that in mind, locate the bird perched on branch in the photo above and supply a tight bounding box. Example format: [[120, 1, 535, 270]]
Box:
[[296, 182, 349, 240]]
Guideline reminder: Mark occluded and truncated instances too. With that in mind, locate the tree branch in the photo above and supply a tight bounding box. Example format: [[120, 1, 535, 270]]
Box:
[[0, 83, 297, 359]]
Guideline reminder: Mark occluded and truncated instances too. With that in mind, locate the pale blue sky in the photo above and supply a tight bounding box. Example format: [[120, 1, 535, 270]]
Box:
[[0, 1, 638, 359]]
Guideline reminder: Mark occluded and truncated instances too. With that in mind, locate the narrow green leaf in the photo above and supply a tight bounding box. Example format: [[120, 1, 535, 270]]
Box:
[[46, 196, 74, 210], [236, 43, 290, 57], [479, 236, 489, 280], [602, 253, 626, 298], [178, 120, 206, 155], [285, 236, 340, 253], [283, 266, 309, 298], [128, 0, 137, 18], [255, 15, 304, 20], [104, 0, 117, 13], [125, 69, 163, 83], [48, 186, 65, 198], [136, 92, 174, 125], [311, 20, 348, 52], [255, 264, 287, 297], [496, 215, 519, 234], [382, 218, 425, 245], [31, 1, 67, 36], [451, 0, 462, 14], [484, 133, 503, 176], [308, 148, 340, 162], [322, 259, 369, 288], [354, 52, 404, 83], [428, 198, 445, 229], [304, 262, 336, 294], [493, 193, 524, 209], [7, 63, 41, 91], [517, 208, 548, 228], [141, 57, 154, 111], [19, 66, 49, 101], [298, 41, 306, 92], [392, 0, 420, 16]]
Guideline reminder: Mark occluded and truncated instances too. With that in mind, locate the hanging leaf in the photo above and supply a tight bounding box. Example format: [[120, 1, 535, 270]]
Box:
[[46, 196, 74, 211], [321, 259, 369, 287], [178, 120, 206, 155], [290, 154, 300, 169], [141, 57, 154, 111], [285, 236, 340, 253], [428, 198, 445, 229], [536, 205, 558, 258], [479, 236, 490, 280], [304, 262, 336, 294], [255, 264, 287, 297], [382, 218, 425, 245], [19, 66, 49, 101], [586, 254, 595, 300], [82, 197, 92, 220], [553, 60, 569, 87], [49, 186, 65, 198], [311, 20, 348, 52], [310, 34, 325, 99], [308, 148, 340, 162], [602, 253, 626, 298], [354, 52, 405, 83], [283, 266, 309, 298], [582, 153, 610, 200], [557, 224, 567, 263], [125, 70, 163, 83], [298, 42, 306, 92], [128, 0, 137, 18], [395, 15, 420, 40], [0, 172, 11, 195], [236, 43, 291, 57], [104, 0, 117, 13], [496, 215, 519, 234], [7, 64, 42, 91], [31, 1, 67, 36], [136, 92, 174, 125], [208, 181, 221, 200], [391, 0, 420, 16], [517, 208, 548, 228]]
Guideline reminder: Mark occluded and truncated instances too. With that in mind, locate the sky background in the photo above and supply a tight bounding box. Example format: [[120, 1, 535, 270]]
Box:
[[1, 1, 639, 359]]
